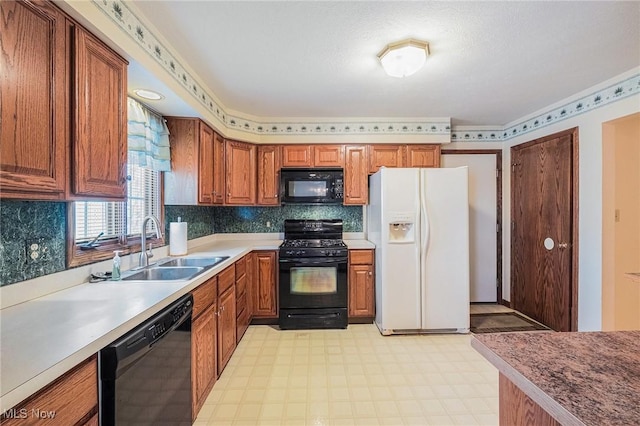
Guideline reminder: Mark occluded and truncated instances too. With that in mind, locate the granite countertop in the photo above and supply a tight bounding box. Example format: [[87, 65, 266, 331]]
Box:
[[471, 331, 640, 425], [0, 237, 375, 411]]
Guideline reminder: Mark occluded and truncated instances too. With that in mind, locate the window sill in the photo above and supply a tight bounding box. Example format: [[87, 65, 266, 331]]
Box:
[[67, 237, 164, 268]]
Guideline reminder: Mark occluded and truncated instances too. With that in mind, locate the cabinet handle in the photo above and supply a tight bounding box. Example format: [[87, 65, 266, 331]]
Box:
[[368, 271, 372, 276], [228, 192, 231, 196]]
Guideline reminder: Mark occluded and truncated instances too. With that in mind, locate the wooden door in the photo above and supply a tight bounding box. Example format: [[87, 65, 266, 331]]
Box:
[[0, 0, 68, 199], [225, 140, 256, 205], [313, 145, 344, 167], [73, 26, 127, 199], [406, 145, 441, 168], [344, 145, 368, 205], [212, 131, 225, 204], [257, 145, 280, 205], [198, 122, 215, 204], [369, 145, 405, 173], [253, 251, 277, 318], [217, 287, 236, 373], [281, 145, 312, 167], [511, 128, 578, 332], [192, 303, 216, 419]]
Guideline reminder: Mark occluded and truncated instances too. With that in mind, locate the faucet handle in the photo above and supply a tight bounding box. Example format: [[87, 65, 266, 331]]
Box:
[[147, 243, 154, 258]]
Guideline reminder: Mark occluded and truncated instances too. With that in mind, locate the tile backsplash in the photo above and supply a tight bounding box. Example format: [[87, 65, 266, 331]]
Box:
[[0, 202, 363, 286], [0, 201, 67, 286], [213, 205, 363, 233], [165, 205, 216, 241]]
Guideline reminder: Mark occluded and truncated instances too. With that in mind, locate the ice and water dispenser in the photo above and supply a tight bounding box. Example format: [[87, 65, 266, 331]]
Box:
[[387, 212, 415, 243]]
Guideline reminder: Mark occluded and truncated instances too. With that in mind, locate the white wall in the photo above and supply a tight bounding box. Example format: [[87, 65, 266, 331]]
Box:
[[501, 70, 640, 331]]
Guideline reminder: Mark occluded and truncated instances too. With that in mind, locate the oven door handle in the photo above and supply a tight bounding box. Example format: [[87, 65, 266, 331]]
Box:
[[279, 257, 347, 265]]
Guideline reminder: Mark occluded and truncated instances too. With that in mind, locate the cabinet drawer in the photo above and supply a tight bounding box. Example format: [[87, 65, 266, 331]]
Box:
[[349, 249, 374, 265], [218, 265, 235, 295], [236, 275, 246, 298], [192, 276, 217, 319], [236, 290, 247, 312], [235, 256, 246, 279], [2, 356, 98, 426]]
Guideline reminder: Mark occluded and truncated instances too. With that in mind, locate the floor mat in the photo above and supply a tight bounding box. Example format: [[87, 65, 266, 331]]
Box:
[[470, 312, 551, 333]]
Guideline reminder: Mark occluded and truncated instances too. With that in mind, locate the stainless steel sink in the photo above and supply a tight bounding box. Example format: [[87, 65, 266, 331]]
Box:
[[122, 266, 204, 281], [157, 256, 229, 268]]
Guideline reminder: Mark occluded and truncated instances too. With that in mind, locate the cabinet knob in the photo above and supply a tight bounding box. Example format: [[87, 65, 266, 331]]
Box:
[[228, 192, 231, 196], [368, 271, 372, 276]]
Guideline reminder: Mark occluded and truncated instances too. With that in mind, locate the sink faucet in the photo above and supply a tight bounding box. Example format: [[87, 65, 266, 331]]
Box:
[[139, 215, 163, 267]]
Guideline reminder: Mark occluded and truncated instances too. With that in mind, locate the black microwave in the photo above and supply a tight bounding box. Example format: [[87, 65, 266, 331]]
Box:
[[280, 168, 344, 204]]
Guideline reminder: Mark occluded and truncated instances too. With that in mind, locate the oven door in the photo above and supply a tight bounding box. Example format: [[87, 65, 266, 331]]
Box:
[[279, 256, 348, 309]]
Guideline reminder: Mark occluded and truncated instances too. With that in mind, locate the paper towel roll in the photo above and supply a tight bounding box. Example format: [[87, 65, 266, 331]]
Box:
[[169, 222, 188, 255]]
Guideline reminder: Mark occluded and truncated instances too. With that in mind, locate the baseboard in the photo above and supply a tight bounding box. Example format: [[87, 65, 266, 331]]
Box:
[[501, 299, 511, 308]]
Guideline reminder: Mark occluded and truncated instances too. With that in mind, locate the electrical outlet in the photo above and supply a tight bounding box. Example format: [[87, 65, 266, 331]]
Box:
[[25, 238, 48, 264]]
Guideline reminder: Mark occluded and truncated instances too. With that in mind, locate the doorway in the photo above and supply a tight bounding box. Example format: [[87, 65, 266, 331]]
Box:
[[602, 113, 640, 330], [442, 150, 502, 303], [510, 128, 579, 332]]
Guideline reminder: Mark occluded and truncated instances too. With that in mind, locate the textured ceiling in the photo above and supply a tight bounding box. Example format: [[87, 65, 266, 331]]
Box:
[[131, 1, 640, 126]]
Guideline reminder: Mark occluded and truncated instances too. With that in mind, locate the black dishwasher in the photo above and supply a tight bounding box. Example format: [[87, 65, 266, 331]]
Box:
[[99, 293, 193, 426]]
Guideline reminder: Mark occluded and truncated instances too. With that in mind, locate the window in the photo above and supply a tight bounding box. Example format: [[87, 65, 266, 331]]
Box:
[[75, 164, 161, 243], [69, 164, 163, 267]]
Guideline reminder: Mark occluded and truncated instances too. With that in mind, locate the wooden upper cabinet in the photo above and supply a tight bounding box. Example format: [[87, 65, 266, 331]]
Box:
[[406, 144, 441, 168], [313, 145, 344, 167], [225, 140, 256, 205], [1, 0, 69, 199], [369, 145, 405, 173], [198, 123, 215, 204], [257, 145, 280, 205], [164, 118, 224, 205], [73, 26, 127, 199], [212, 132, 225, 204], [281, 145, 312, 167], [344, 145, 368, 205]]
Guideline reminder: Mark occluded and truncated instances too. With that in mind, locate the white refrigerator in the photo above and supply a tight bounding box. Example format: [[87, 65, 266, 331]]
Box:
[[367, 167, 470, 334]]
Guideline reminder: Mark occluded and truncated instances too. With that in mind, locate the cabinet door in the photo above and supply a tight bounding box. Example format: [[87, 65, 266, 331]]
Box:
[[192, 303, 216, 420], [257, 145, 280, 205], [313, 145, 344, 167], [349, 264, 375, 317], [1, 356, 98, 426], [217, 287, 236, 373], [73, 26, 127, 199], [1, 0, 68, 199], [369, 145, 405, 173], [406, 145, 441, 168], [253, 251, 277, 318], [198, 123, 215, 204], [344, 145, 368, 205], [212, 131, 225, 204], [225, 140, 256, 205], [281, 145, 312, 167]]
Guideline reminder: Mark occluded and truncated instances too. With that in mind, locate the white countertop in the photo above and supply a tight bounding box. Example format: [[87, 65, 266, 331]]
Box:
[[0, 237, 374, 411]]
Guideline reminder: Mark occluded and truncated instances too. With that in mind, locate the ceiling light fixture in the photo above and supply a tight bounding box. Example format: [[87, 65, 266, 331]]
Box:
[[133, 88, 164, 100], [377, 38, 430, 78]]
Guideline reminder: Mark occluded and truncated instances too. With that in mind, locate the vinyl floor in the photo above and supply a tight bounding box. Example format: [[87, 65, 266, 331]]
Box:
[[194, 322, 500, 425]]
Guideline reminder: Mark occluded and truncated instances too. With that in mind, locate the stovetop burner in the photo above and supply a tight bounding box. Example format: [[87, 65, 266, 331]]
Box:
[[280, 219, 347, 258], [280, 239, 347, 249]]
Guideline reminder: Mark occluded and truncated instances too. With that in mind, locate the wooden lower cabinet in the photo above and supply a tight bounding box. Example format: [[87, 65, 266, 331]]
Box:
[[252, 250, 278, 318], [348, 249, 375, 319], [0, 355, 98, 426], [191, 302, 217, 420], [499, 373, 560, 425], [235, 256, 250, 342], [217, 286, 236, 373]]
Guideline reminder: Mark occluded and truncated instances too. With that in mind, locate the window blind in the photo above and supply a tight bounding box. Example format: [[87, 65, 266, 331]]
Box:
[[75, 163, 161, 242]]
